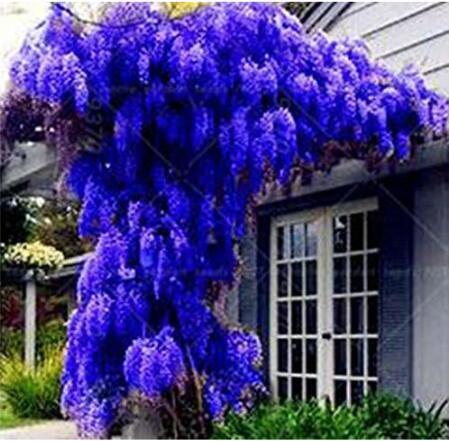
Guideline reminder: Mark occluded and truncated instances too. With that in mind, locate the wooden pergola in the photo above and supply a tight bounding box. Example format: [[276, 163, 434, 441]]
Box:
[[1, 141, 90, 370]]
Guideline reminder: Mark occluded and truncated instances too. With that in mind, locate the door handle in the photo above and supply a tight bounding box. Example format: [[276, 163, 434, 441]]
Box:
[[322, 332, 332, 340]]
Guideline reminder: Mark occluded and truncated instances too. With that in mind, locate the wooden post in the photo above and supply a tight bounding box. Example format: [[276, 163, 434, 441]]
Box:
[[24, 271, 36, 370]]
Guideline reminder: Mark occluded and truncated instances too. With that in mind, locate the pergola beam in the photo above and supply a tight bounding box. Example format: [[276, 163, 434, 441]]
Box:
[[260, 139, 449, 205], [1, 142, 56, 197]]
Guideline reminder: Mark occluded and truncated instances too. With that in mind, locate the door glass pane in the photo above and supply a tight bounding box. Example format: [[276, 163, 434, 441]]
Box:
[[351, 381, 364, 405], [334, 299, 347, 334], [306, 378, 317, 400], [292, 301, 302, 334], [368, 381, 377, 394], [291, 224, 304, 258], [278, 264, 288, 297], [277, 226, 289, 260], [350, 213, 364, 251], [368, 339, 378, 377], [278, 339, 288, 373], [367, 211, 378, 249], [305, 222, 318, 257], [335, 380, 347, 406], [306, 340, 317, 373], [367, 297, 378, 334], [334, 339, 347, 375], [306, 260, 317, 295], [277, 302, 288, 335], [350, 339, 364, 376], [292, 339, 302, 373], [334, 257, 347, 294], [367, 254, 378, 291], [350, 255, 364, 293], [333, 215, 347, 253], [291, 262, 303, 297], [292, 377, 303, 400], [350, 298, 364, 334], [306, 300, 317, 334], [278, 377, 288, 400]]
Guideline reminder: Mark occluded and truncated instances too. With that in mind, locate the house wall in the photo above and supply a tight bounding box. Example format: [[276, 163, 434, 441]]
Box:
[[412, 166, 449, 411], [326, 2, 449, 95], [317, 0, 449, 412], [235, 3, 449, 405]]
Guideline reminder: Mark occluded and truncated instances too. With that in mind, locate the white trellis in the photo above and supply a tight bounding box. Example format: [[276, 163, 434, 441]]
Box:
[[13, 254, 90, 370]]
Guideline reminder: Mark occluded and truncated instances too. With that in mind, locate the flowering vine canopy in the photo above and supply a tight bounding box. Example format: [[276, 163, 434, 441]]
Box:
[[1, 2, 448, 438]]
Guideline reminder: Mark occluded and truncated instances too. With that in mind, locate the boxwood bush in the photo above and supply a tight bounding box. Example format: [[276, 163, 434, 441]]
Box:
[[213, 394, 448, 439]]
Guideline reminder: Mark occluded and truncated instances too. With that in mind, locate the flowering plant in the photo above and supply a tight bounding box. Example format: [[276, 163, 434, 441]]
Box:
[[0, 2, 447, 438], [3, 241, 65, 270]]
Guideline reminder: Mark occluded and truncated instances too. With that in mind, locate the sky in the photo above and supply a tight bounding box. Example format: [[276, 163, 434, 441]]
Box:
[[0, 2, 49, 95]]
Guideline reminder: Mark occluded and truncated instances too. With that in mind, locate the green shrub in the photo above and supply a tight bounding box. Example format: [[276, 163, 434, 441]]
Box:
[[0, 327, 23, 357], [35, 320, 66, 358], [357, 393, 448, 439], [0, 319, 66, 359], [0, 349, 62, 419], [213, 394, 448, 439]]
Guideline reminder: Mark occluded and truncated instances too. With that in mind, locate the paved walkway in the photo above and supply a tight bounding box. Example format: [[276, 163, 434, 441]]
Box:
[[0, 421, 77, 439]]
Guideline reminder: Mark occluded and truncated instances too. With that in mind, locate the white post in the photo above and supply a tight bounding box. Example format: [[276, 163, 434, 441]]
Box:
[[24, 271, 36, 370]]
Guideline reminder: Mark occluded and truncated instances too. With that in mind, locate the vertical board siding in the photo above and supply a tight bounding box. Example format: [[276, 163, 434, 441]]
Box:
[[413, 167, 449, 415], [327, 2, 449, 95], [378, 178, 414, 396]]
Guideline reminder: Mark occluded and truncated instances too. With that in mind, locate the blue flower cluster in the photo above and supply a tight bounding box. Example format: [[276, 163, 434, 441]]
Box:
[[124, 327, 186, 399], [204, 329, 265, 420], [3, 2, 448, 437]]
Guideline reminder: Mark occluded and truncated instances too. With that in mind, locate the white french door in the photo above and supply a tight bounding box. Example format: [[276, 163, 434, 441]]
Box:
[[270, 198, 379, 405]]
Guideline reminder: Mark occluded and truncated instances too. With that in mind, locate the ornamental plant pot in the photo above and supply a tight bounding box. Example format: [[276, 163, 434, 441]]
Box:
[[121, 407, 164, 440]]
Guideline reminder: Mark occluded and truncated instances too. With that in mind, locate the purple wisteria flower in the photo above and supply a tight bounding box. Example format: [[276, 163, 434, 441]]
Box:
[[1, 2, 448, 438]]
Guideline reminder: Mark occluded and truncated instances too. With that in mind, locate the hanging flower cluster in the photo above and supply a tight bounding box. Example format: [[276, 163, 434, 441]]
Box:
[[1, 2, 448, 438], [124, 327, 186, 399], [3, 241, 65, 270]]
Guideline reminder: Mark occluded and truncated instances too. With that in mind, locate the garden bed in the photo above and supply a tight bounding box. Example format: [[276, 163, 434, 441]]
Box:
[[213, 394, 449, 440]]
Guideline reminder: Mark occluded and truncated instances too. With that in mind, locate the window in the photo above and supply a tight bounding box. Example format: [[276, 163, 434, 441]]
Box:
[[270, 199, 379, 405]]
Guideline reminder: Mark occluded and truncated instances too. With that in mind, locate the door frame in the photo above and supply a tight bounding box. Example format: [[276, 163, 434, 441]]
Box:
[[269, 197, 378, 402]]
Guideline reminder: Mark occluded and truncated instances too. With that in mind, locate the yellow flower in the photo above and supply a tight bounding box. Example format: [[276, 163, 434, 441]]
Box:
[[164, 2, 208, 19], [4, 241, 65, 269]]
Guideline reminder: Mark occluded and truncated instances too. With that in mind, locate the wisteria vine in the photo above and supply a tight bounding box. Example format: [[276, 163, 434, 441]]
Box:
[[1, 2, 448, 438]]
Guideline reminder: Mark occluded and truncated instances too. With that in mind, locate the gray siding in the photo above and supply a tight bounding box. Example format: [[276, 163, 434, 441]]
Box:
[[378, 179, 414, 396], [413, 167, 449, 413], [327, 2, 449, 95]]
